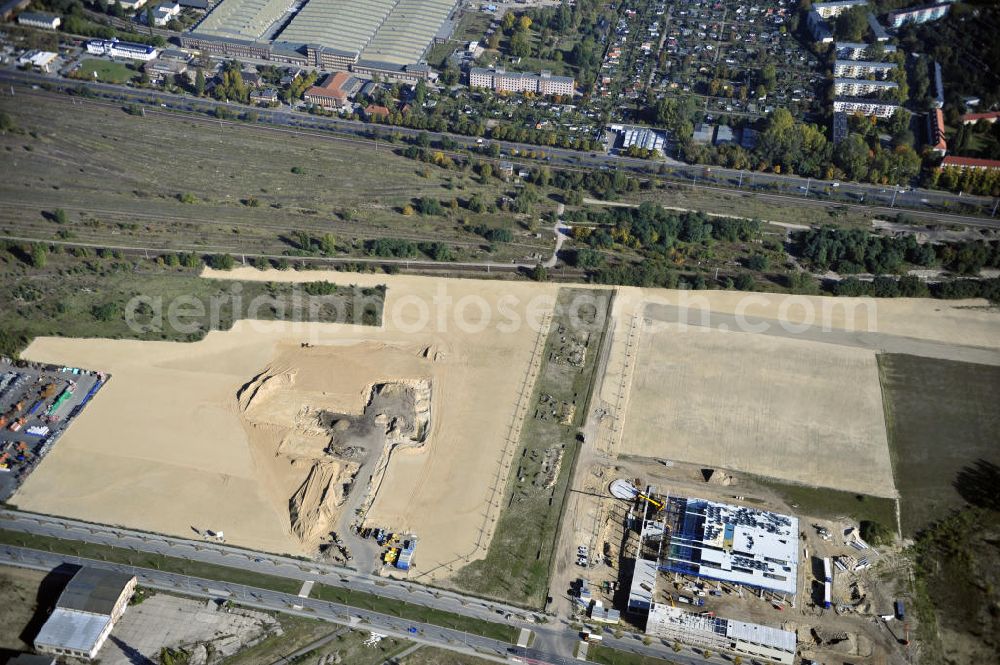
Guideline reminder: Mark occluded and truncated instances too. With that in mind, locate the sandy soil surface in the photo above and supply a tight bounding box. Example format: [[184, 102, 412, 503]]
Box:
[[16, 270, 559, 576], [623, 325, 894, 497], [581, 286, 999, 509]]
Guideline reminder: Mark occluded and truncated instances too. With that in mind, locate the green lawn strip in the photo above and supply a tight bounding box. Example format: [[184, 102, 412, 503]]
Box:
[[0, 528, 301, 594], [588, 645, 680, 665], [754, 478, 898, 530], [311, 584, 516, 642]]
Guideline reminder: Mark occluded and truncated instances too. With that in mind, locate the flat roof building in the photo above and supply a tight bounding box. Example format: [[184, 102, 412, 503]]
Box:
[[832, 111, 849, 144], [660, 497, 799, 596], [627, 558, 658, 614], [34, 567, 137, 660], [645, 604, 796, 665]]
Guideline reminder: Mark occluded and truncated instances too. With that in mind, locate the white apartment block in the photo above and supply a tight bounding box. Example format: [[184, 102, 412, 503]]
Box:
[[469, 67, 575, 96], [833, 59, 896, 78], [834, 97, 900, 118], [833, 78, 898, 96]]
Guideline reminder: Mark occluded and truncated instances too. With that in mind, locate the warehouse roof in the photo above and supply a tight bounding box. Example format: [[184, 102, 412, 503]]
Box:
[[195, 0, 290, 41], [278, 0, 456, 66], [58, 567, 135, 615], [33, 608, 111, 653]]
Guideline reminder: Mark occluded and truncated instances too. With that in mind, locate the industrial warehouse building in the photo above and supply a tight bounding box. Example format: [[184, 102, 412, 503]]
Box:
[[645, 604, 797, 665], [186, 0, 457, 79], [34, 567, 137, 660], [660, 497, 799, 596]]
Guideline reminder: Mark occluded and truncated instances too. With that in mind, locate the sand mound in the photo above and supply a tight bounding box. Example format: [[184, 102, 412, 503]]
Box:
[[289, 459, 360, 543]]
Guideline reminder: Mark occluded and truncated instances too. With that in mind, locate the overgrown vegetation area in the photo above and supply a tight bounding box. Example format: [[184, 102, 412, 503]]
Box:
[[0, 95, 551, 266], [878, 355, 1000, 535], [756, 479, 898, 534], [0, 242, 384, 357], [451, 288, 610, 608], [909, 507, 1000, 665], [876, 351, 1000, 664], [223, 621, 413, 665]]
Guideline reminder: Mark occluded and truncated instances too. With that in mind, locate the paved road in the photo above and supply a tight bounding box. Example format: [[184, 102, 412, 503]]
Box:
[[2, 69, 997, 228], [0, 545, 518, 664], [0, 510, 732, 664]]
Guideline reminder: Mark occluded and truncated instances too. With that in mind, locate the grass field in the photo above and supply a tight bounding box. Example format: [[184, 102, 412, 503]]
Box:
[[755, 478, 899, 531], [0, 247, 383, 356], [450, 287, 611, 608], [0, 93, 550, 263], [879, 354, 1000, 535], [72, 59, 139, 84]]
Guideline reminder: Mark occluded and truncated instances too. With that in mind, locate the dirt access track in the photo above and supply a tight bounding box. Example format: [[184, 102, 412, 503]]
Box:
[[15, 270, 561, 577]]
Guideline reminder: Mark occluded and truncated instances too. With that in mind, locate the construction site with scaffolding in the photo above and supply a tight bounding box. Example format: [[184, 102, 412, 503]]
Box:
[[568, 472, 914, 665]]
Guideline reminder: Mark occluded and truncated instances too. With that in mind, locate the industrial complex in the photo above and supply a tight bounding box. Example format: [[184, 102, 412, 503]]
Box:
[[182, 0, 458, 80]]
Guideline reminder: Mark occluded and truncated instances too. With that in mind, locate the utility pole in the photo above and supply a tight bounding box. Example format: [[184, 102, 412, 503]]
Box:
[[738, 171, 743, 188], [804, 177, 810, 197]]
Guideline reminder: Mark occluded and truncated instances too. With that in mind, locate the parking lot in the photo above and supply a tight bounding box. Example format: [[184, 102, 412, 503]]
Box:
[[0, 359, 106, 500]]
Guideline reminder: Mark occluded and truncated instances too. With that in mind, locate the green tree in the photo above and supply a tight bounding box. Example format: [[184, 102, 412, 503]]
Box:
[[53, 208, 68, 224], [319, 233, 336, 256], [195, 68, 206, 96], [834, 134, 870, 182], [835, 6, 868, 41], [29, 243, 47, 268]]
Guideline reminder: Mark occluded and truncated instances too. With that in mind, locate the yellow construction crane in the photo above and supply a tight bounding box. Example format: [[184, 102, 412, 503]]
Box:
[[637, 492, 664, 510]]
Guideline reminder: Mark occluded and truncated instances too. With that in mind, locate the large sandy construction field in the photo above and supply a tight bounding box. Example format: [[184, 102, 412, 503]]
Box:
[[597, 287, 1000, 498], [15, 271, 559, 576], [623, 325, 894, 496]]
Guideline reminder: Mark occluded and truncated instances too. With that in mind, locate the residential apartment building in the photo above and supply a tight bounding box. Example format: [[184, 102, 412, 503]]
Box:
[[469, 67, 575, 96], [16, 11, 60, 29], [887, 2, 950, 28], [833, 78, 898, 96], [836, 41, 896, 60], [833, 59, 895, 78], [812, 0, 868, 19], [834, 96, 900, 118]]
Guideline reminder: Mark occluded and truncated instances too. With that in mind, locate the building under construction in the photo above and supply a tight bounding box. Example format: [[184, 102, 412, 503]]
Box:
[[645, 603, 796, 665], [660, 496, 799, 596]]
